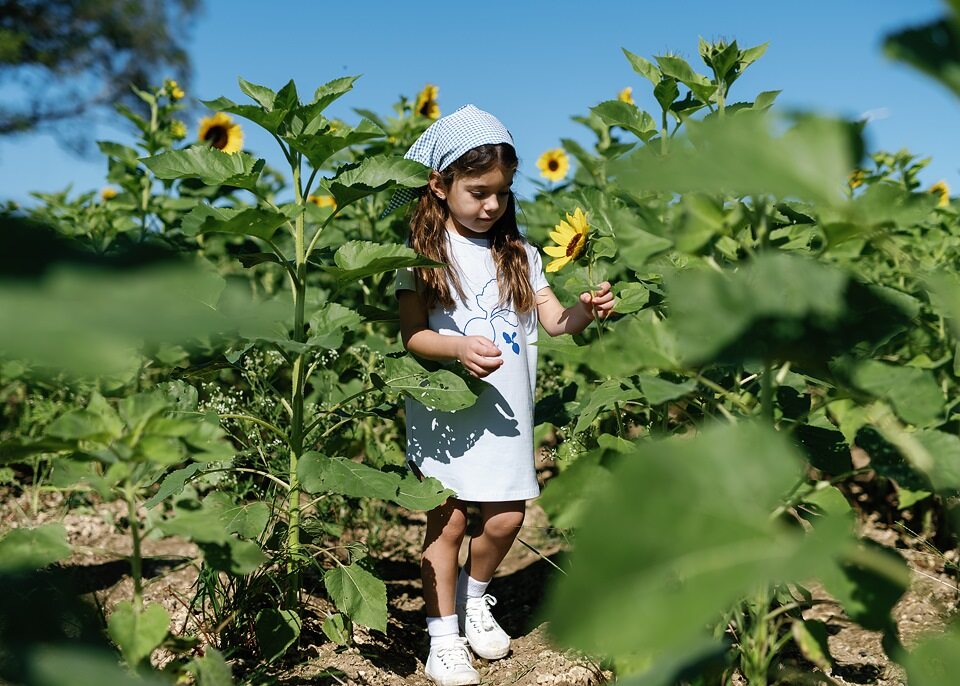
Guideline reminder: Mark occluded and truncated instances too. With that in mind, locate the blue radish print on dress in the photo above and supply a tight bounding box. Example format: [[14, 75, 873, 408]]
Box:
[[462, 279, 521, 355]]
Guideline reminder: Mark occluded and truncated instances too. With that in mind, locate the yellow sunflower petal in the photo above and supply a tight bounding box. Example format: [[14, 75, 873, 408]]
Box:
[[549, 230, 569, 245], [543, 245, 569, 257], [545, 256, 571, 272]]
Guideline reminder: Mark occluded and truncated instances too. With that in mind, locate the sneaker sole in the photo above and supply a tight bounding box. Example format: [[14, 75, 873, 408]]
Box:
[[469, 642, 510, 660], [424, 669, 480, 686]]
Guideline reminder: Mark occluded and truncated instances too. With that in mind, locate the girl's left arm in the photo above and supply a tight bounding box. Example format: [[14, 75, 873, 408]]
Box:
[[536, 281, 615, 337]]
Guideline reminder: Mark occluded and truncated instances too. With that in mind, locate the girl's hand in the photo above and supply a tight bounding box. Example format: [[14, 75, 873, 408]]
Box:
[[456, 336, 503, 378], [579, 281, 615, 321]]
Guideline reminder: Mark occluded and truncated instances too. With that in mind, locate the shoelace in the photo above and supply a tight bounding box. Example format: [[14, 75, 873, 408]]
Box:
[[436, 637, 473, 668], [467, 593, 499, 631]]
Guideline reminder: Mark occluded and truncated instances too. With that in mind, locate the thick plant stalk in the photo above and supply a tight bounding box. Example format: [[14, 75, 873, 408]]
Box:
[[285, 170, 308, 608]]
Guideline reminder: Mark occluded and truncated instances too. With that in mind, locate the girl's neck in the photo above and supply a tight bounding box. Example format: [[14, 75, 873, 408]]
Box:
[[445, 216, 490, 242]]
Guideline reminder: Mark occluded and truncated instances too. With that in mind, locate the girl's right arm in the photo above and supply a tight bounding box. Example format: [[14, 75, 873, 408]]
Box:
[[398, 290, 503, 378]]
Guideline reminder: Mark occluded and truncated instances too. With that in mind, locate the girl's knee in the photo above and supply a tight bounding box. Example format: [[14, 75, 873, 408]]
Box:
[[425, 502, 468, 546], [482, 509, 525, 540]]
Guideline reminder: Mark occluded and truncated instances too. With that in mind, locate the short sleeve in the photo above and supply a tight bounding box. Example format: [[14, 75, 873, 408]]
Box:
[[526, 243, 550, 292], [395, 266, 416, 294]]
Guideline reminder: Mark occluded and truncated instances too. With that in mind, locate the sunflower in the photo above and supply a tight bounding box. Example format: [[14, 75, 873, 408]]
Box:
[[618, 87, 634, 105], [929, 180, 951, 208], [198, 112, 244, 154], [537, 148, 569, 183], [100, 187, 118, 201], [848, 169, 864, 190], [307, 194, 337, 209], [543, 207, 589, 273], [415, 84, 440, 119], [164, 79, 184, 100]]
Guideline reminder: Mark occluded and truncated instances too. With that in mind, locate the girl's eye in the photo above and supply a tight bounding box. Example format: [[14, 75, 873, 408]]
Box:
[[471, 192, 484, 198]]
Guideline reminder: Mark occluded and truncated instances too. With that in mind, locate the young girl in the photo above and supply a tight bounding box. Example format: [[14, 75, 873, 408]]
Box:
[[392, 104, 614, 686]]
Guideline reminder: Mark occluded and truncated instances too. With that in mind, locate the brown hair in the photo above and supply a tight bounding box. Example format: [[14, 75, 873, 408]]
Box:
[[407, 143, 536, 314]]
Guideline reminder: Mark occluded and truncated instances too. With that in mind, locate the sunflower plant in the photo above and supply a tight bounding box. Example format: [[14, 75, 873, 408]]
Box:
[[137, 75, 472, 657]]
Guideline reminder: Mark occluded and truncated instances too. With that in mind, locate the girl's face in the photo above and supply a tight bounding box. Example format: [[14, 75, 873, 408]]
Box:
[[430, 166, 515, 238]]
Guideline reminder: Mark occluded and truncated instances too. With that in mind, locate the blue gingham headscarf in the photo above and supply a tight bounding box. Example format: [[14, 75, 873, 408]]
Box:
[[380, 104, 516, 218]]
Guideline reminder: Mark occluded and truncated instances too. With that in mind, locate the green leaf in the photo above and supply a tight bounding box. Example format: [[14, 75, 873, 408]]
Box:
[[255, 609, 301, 662], [901, 627, 960, 686], [538, 448, 615, 529], [308, 303, 362, 349], [0, 523, 71, 572], [288, 118, 383, 168], [656, 55, 717, 103], [608, 111, 854, 207], [200, 538, 269, 574], [312, 75, 361, 111], [326, 241, 444, 282], [590, 101, 657, 141], [298, 453, 399, 500], [322, 613, 350, 646], [393, 471, 455, 511], [144, 463, 203, 509], [666, 253, 911, 367], [884, 15, 960, 100], [201, 97, 289, 135], [583, 311, 679, 377], [29, 647, 171, 686], [852, 360, 942, 427], [614, 283, 650, 314], [180, 205, 290, 242], [383, 353, 479, 411], [637, 374, 697, 405], [574, 379, 643, 433], [238, 77, 277, 110], [791, 619, 833, 671], [107, 601, 170, 668], [622, 48, 661, 87], [141, 147, 263, 188], [324, 563, 388, 633], [819, 542, 908, 632], [544, 422, 855, 661], [191, 647, 235, 686], [329, 156, 429, 206]]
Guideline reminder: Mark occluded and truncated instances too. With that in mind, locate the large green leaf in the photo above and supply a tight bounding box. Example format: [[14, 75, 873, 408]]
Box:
[[307, 303, 362, 349], [608, 111, 855, 207], [298, 453, 452, 510], [141, 147, 264, 189], [393, 470, 455, 510], [28, 647, 171, 686], [0, 523, 71, 572], [190, 647, 235, 686], [574, 379, 643, 433], [199, 538, 268, 574], [544, 422, 855, 661], [590, 101, 657, 141], [288, 118, 383, 168], [255, 609, 301, 662], [325, 241, 444, 282], [883, 8, 960, 100], [581, 310, 680, 377], [901, 626, 960, 686], [851, 360, 942, 427], [180, 205, 290, 242], [324, 562, 388, 633], [538, 448, 616, 529], [107, 601, 170, 668], [298, 453, 399, 500], [329, 156, 429, 206], [383, 353, 479, 411], [665, 252, 911, 367], [637, 374, 697, 405]]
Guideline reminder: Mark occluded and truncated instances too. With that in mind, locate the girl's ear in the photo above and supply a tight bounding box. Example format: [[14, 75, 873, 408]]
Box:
[[427, 171, 447, 201]]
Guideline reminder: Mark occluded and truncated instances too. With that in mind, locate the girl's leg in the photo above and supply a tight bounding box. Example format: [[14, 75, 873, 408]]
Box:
[[463, 500, 525, 582], [421, 497, 469, 617]]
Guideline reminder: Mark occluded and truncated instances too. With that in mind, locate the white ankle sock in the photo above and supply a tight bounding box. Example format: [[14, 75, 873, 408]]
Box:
[[427, 614, 459, 648], [456, 567, 491, 605]]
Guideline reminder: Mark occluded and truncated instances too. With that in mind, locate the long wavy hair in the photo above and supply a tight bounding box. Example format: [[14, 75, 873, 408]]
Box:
[[407, 143, 535, 314]]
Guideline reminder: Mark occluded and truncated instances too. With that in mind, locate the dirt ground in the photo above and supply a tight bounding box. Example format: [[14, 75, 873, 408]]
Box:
[[1, 483, 957, 686]]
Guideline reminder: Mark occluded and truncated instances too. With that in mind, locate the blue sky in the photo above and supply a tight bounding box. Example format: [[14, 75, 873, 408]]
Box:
[[2, 0, 957, 205]]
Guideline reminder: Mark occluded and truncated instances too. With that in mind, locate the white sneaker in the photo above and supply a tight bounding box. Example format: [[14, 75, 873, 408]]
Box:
[[424, 636, 480, 686], [458, 593, 511, 660]]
